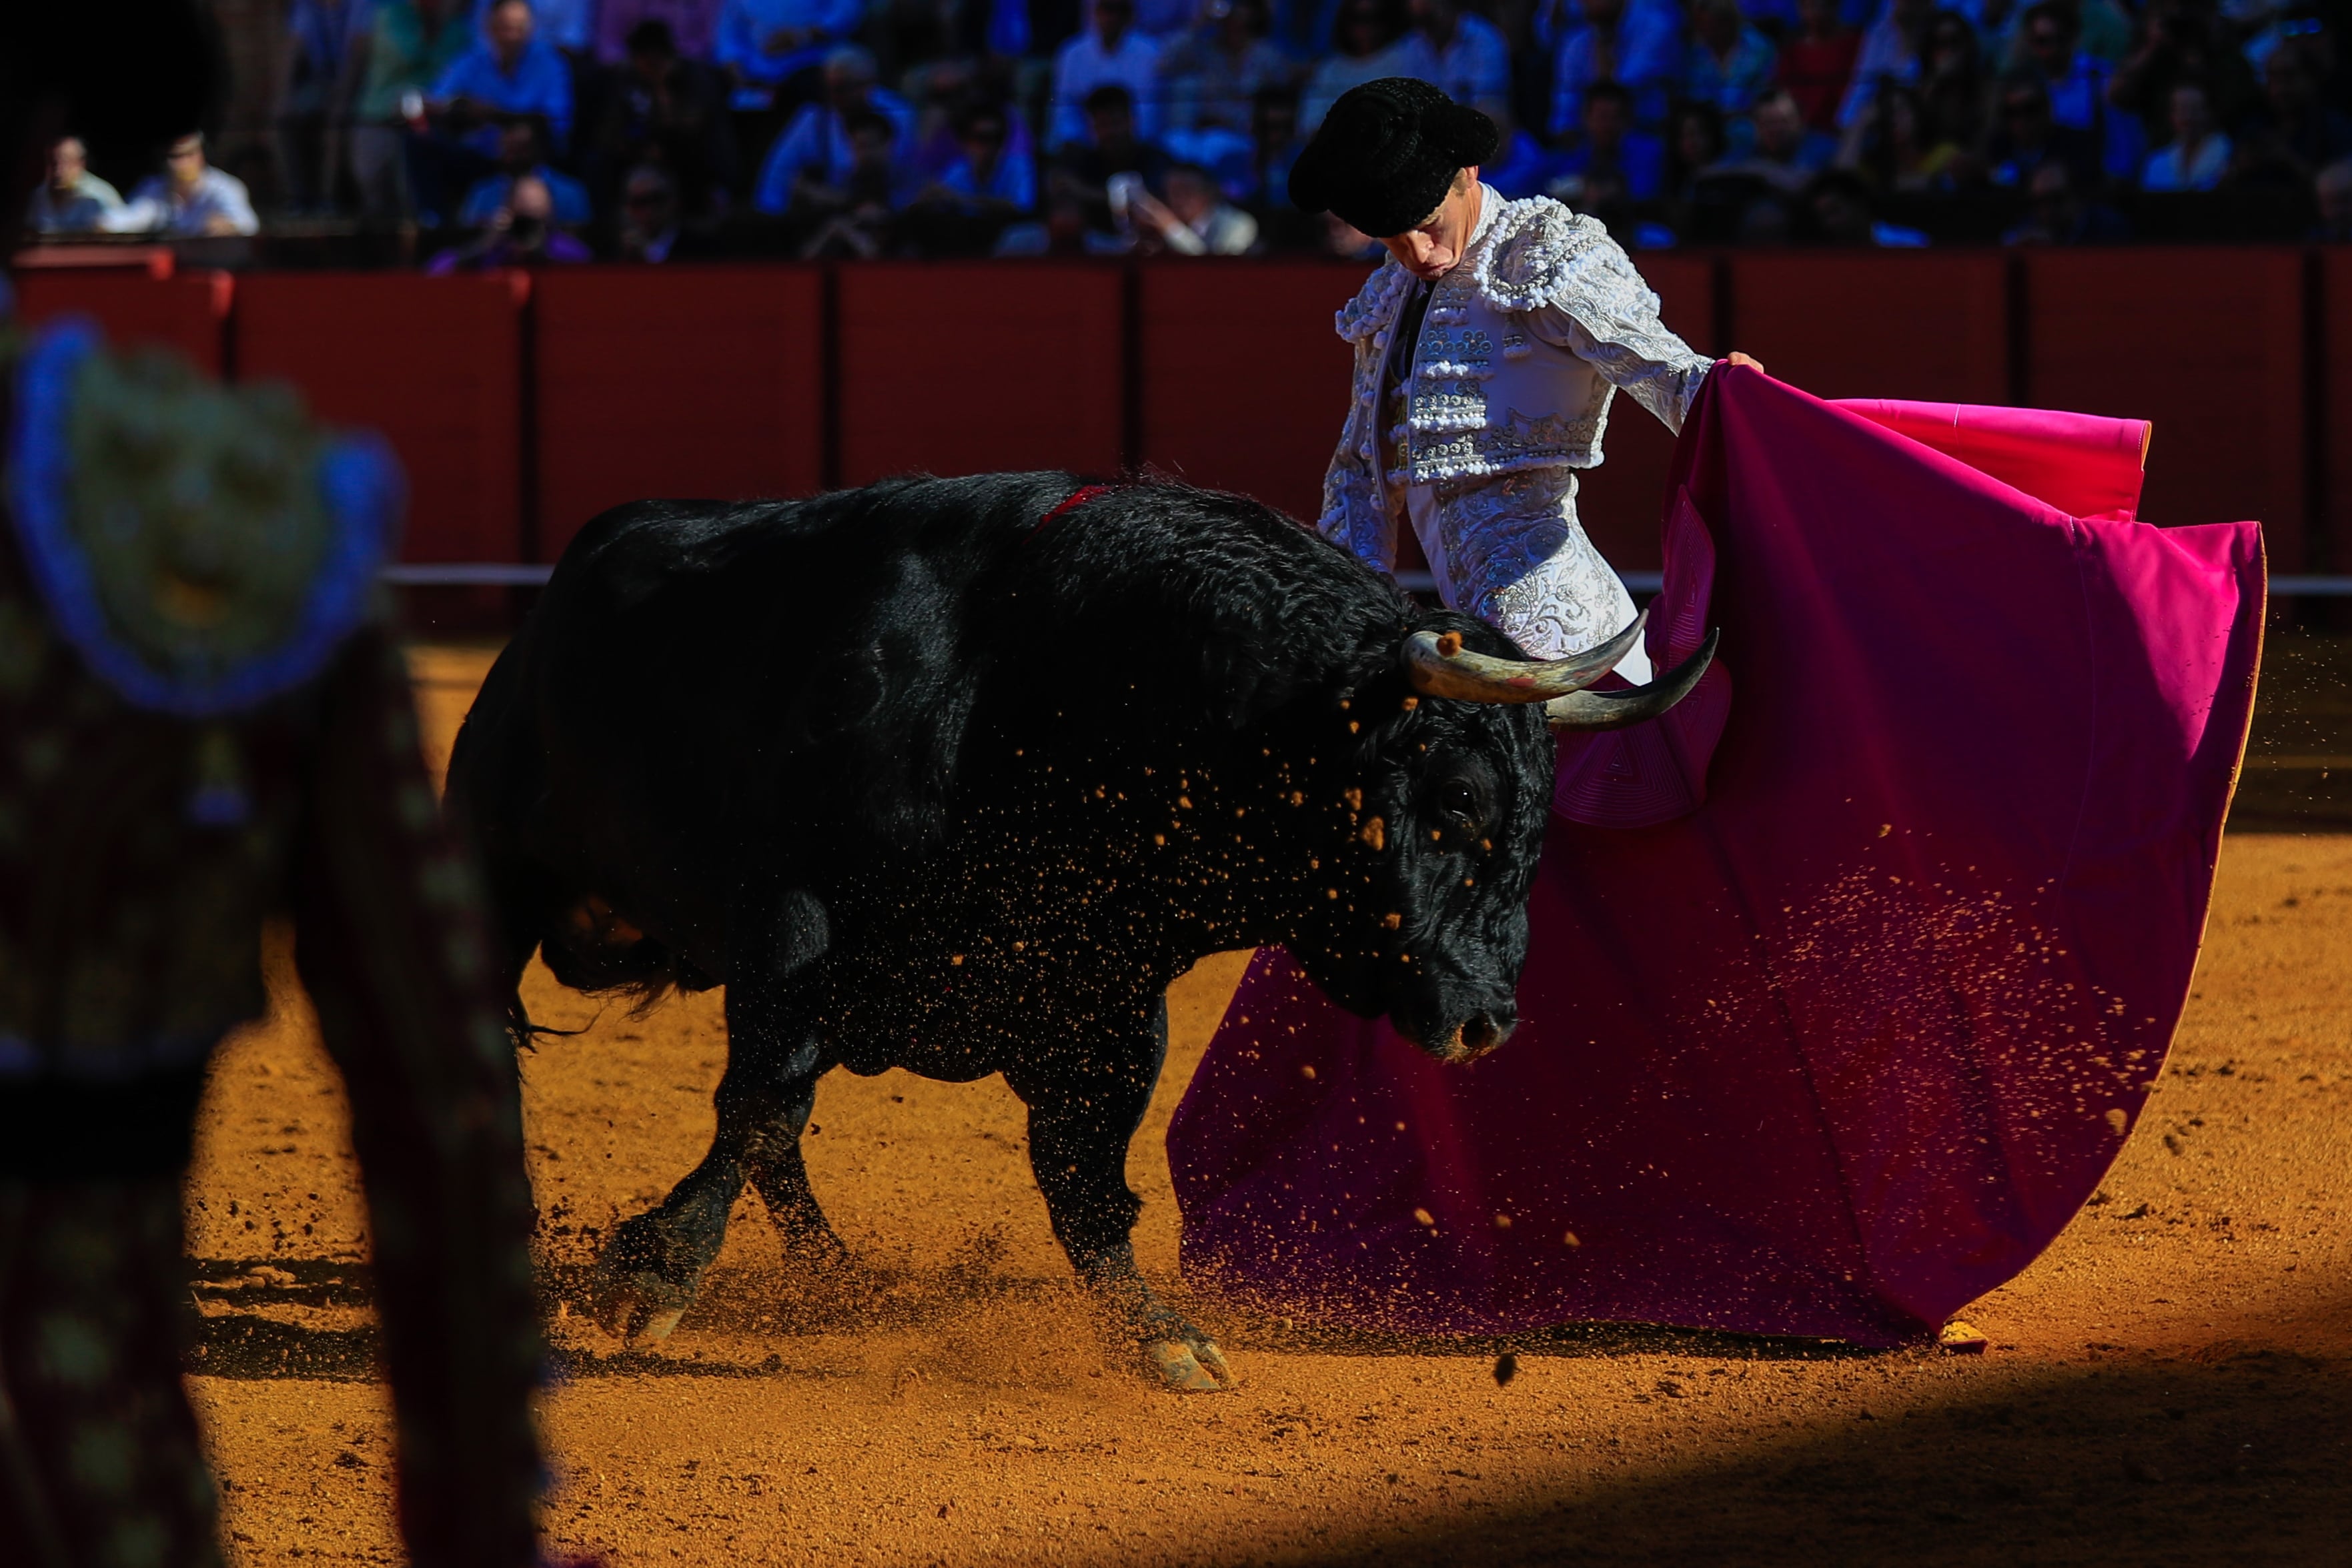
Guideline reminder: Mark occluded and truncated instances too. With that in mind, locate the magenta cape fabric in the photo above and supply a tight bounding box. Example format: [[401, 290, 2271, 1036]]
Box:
[[1166, 369, 2263, 1347]]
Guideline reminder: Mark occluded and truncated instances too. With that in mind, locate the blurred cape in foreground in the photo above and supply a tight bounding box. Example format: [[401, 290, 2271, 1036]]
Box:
[[1169, 368, 2263, 1347]]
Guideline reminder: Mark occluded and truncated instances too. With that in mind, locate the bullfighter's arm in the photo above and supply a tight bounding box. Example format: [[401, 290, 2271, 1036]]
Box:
[[291, 627, 542, 1568], [1520, 233, 1715, 435]]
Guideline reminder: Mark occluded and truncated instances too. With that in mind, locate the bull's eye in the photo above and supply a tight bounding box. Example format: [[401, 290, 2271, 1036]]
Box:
[[1436, 778, 1479, 826]]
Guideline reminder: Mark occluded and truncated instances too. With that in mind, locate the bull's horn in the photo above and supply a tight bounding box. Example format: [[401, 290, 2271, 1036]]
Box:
[[1544, 628, 1720, 731], [1403, 609, 1648, 704]]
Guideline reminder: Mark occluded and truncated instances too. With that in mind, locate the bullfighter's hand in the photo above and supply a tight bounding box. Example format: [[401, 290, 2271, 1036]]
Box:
[[1722, 351, 1765, 372]]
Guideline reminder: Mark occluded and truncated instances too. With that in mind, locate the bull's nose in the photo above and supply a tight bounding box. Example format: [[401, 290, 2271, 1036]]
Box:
[[1461, 1008, 1516, 1058]]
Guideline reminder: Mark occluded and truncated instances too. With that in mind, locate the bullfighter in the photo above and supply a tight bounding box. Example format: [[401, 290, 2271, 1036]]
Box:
[[1288, 76, 1762, 680], [0, 10, 544, 1560]]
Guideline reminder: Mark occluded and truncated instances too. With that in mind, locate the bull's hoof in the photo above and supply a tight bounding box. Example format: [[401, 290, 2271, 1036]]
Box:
[[592, 1272, 693, 1345], [1143, 1336, 1235, 1393]]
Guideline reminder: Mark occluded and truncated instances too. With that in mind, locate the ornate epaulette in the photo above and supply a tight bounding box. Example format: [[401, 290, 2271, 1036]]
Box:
[[1335, 260, 1413, 344], [7, 318, 400, 718], [1465, 198, 1617, 314]]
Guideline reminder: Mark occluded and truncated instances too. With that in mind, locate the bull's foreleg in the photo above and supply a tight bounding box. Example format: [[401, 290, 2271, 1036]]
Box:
[[1007, 1000, 1233, 1393], [591, 886, 838, 1343]]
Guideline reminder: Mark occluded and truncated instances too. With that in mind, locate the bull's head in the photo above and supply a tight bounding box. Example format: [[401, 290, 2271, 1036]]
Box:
[[1285, 609, 1716, 1064]]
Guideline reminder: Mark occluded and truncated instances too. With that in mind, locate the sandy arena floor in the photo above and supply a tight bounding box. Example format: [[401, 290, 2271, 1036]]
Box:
[[182, 645, 2350, 1566]]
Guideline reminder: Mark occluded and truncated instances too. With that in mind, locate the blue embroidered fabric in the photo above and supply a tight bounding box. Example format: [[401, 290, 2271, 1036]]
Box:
[[7, 318, 402, 718]]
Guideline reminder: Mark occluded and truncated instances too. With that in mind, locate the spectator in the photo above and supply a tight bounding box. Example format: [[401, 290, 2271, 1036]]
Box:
[[2315, 156, 2352, 239], [458, 119, 594, 225], [1714, 84, 1836, 189], [2001, 154, 2129, 238], [278, 0, 366, 214], [2141, 79, 2231, 188], [919, 100, 1039, 214], [1247, 85, 1307, 200], [1482, 109, 1565, 196], [1837, 0, 1932, 129], [25, 135, 125, 233], [1548, 0, 1683, 135], [596, 0, 725, 63], [1807, 165, 1931, 241], [1396, 0, 1514, 123], [616, 162, 723, 256], [798, 107, 911, 254], [1049, 83, 1173, 217], [2231, 43, 2352, 187], [2109, 0, 2259, 147], [1131, 160, 1263, 250], [1664, 97, 1730, 199], [1051, 0, 1167, 147], [1553, 79, 1666, 204], [1159, 0, 1293, 137], [996, 191, 1127, 253], [1920, 7, 1984, 97], [714, 0, 866, 95], [468, 0, 598, 54], [2013, 0, 2141, 179], [592, 18, 740, 213], [1778, 0, 1861, 132], [1984, 73, 2103, 187], [751, 45, 917, 214], [1839, 79, 1942, 189], [1302, 0, 1417, 131], [349, 0, 475, 222], [1684, 0, 1782, 147], [107, 132, 261, 236], [1321, 207, 1385, 257], [426, 168, 594, 264], [434, 0, 576, 151]]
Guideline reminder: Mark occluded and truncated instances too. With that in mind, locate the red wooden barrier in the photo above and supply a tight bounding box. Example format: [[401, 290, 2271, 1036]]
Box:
[[2026, 249, 2303, 564], [1575, 253, 1716, 572], [13, 267, 233, 376], [237, 271, 528, 564], [1730, 252, 2008, 406], [1136, 260, 1363, 524], [2327, 251, 2352, 576], [534, 266, 824, 560], [836, 263, 1123, 485]]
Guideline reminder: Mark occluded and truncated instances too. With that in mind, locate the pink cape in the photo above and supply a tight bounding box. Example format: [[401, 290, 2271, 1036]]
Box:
[[1166, 368, 2263, 1347]]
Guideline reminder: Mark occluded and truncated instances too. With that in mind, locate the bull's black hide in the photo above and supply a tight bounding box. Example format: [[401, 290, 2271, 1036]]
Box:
[[447, 472, 1557, 1388]]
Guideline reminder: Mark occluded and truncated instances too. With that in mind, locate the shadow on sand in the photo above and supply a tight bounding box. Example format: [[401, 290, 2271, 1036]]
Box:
[[1292, 1344, 2352, 1567]]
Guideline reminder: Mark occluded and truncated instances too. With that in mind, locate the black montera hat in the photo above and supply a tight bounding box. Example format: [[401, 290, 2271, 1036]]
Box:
[[1287, 77, 1499, 238]]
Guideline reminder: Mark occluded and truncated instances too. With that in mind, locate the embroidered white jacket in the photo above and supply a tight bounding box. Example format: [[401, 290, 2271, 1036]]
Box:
[[1315, 188, 1713, 665]]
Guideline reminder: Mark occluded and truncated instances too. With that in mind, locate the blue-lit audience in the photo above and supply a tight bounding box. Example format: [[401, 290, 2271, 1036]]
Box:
[[25, 0, 2352, 256]]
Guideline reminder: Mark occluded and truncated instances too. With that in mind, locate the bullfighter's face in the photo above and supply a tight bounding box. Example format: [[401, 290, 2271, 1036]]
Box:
[[1287, 649, 1555, 1063]]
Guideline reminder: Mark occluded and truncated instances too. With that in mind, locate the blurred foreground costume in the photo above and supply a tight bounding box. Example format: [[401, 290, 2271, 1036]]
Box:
[[0, 320, 542, 1566]]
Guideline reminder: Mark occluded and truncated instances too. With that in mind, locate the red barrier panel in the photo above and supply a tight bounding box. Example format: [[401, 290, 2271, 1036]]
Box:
[[237, 271, 528, 564], [1576, 253, 1716, 572], [1137, 261, 1363, 524], [534, 266, 824, 560], [836, 263, 1123, 485], [2026, 249, 2303, 562], [2328, 251, 2352, 575], [1730, 252, 2008, 405], [13, 267, 233, 376]]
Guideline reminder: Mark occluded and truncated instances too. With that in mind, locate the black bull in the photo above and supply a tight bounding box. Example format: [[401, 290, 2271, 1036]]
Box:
[[446, 472, 1710, 1390]]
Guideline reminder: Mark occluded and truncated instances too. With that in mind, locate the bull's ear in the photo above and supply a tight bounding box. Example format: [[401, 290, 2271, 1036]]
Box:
[[1403, 610, 1646, 704], [1544, 628, 1719, 731]]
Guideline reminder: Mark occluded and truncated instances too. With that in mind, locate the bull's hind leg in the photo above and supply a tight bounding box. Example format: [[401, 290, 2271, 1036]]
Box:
[[1006, 999, 1234, 1394]]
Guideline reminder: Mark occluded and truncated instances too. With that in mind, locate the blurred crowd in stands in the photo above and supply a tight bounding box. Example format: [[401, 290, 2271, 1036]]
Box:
[[19, 0, 2352, 263]]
